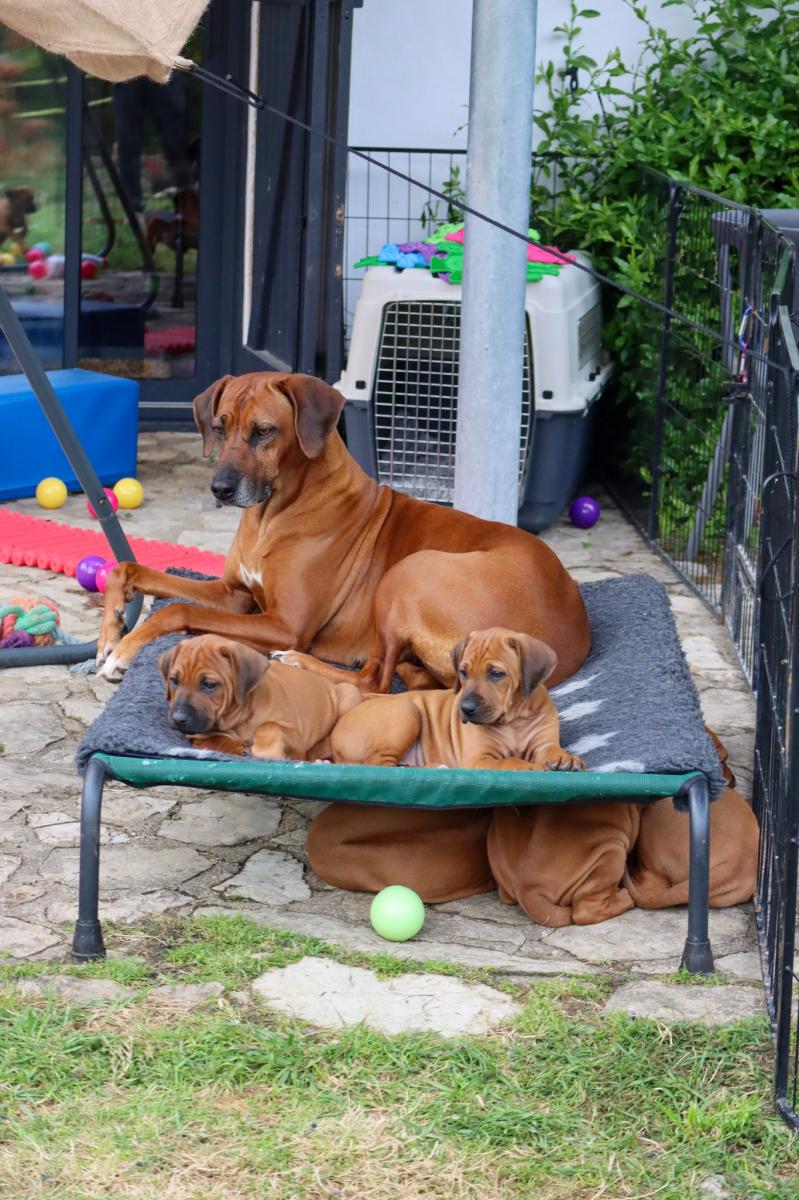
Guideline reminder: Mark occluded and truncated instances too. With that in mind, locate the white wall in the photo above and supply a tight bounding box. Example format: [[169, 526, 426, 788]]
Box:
[[348, 0, 698, 149], [348, 1, 472, 149]]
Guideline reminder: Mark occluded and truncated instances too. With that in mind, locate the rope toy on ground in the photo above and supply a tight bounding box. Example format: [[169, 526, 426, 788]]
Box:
[[0, 595, 62, 649]]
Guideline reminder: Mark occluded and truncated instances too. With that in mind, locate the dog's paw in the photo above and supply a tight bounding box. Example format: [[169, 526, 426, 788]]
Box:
[[97, 649, 129, 682], [541, 746, 585, 772]]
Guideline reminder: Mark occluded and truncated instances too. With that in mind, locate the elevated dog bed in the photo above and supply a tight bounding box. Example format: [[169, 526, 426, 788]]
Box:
[[74, 574, 723, 973]]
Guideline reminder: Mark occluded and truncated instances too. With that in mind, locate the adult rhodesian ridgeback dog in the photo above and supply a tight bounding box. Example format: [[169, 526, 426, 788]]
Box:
[[97, 373, 590, 688], [158, 634, 361, 760], [328, 627, 585, 771]]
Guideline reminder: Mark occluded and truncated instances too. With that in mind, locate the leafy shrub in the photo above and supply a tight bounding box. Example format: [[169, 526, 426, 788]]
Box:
[[531, 0, 799, 547]]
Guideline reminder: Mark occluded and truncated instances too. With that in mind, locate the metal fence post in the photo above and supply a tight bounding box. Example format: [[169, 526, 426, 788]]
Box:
[[454, 0, 537, 525], [648, 181, 681, 541]]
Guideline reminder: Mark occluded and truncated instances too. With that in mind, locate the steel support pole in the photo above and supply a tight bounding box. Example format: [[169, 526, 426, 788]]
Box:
[[454, 0, 537, 524]]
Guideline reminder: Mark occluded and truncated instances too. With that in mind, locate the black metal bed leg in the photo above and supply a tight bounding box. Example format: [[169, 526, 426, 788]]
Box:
[[71, 757, 108, 962], [679, 775, 714, 975]]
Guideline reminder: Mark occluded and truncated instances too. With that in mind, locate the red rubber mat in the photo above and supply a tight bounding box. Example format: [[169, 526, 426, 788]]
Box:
[[0, 509, 226, 577], [144, 326, 196, 355]]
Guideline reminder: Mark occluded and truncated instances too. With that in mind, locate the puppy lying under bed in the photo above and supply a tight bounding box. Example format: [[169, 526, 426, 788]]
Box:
[[158, 634, 360, 760], [624, 784, 758, 909], [487, 803, 641, 927], [308, 806, 495, 904]]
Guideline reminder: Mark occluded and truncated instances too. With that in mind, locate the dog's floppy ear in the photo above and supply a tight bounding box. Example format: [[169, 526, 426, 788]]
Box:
[[277, 374, 345, 459], [513, 635, 558, 698], [193, 375, 231, 458], [157, 644, 180, 686], [451, 636, 468, 693], [219, 642, 269, 703]]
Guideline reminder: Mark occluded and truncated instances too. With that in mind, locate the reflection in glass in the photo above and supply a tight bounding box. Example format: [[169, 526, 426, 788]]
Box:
[[78, 31, 203, 382], [0, 30, 67, 373]]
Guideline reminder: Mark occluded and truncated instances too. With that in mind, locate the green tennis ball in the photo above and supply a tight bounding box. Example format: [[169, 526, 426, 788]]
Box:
[[369, 885, 425, 942]]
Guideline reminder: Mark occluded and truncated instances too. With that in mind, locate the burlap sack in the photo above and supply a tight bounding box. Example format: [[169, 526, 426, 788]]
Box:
[[0, 1, 210, 83]]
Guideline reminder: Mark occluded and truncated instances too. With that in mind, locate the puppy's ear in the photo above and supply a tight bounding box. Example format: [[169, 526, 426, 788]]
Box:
[[193, 375, 231, 458], [277, 374, 345, 459], [514, 636, 558, 698], [451, 636, 468, 693], [219, 643, 269, 703], [157, 644, 180, 686]]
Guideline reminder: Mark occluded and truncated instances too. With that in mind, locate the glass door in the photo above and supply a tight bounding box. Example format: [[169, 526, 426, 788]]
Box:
[[0, 29, 68, 374], [78, 34, 204, 388]]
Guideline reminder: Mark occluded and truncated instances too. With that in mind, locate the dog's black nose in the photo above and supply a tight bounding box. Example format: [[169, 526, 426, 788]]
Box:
[[210, 468, 238, 503], [171, 705, 197, 731], [459, 694, 481, 721]]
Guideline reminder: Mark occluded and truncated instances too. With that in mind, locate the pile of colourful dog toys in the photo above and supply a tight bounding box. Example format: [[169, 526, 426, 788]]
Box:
[[354, 222, 574, 285]]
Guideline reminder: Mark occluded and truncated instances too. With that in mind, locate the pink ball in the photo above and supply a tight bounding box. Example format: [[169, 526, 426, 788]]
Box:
[[86, 488, 119, 518], [25, 247, 45, 263], [94, 562, 114, 593], [76, 554, 107, 592], [27, 259, 47, 280]]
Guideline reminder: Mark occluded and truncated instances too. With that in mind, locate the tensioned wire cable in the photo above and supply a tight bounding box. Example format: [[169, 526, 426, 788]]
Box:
[[186, 62, 794, 374]]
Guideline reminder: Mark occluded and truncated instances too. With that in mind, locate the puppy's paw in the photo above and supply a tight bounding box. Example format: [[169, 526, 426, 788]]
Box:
[[541, 745, 585, 772]]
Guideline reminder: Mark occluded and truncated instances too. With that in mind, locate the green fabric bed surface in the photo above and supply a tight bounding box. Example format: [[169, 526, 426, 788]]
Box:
[[94, 753, 700, 807]]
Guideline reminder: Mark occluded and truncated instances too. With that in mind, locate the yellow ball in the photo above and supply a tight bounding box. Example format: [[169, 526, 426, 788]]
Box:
[[113, 477, 144, 509], [35, 477, 67, 509], [8, 241, 23, 259], [0, 252, 15, 266]]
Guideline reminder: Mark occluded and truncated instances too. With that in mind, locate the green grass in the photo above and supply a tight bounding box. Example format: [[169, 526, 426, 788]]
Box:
[[0, 915, 795, 1199]]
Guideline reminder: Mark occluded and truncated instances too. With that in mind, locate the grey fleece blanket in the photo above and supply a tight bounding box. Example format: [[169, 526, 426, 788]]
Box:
[[76, 572, 726, 798]]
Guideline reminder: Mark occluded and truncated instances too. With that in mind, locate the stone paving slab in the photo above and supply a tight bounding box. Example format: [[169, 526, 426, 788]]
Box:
[[14, 974, 135, 1003], [214, 849, 311, 905], [149, 981, 225, 1009], [0, 439, 759, 996], [251, 956, 521, 1036], [604, 981, 764, 1025]]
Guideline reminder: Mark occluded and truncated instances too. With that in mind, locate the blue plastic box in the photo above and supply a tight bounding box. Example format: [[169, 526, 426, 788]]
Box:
[[0, 368, 139, 501]]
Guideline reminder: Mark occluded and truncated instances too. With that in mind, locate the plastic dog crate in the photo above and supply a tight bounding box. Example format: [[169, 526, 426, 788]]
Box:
[[338, 259, 613, 531]]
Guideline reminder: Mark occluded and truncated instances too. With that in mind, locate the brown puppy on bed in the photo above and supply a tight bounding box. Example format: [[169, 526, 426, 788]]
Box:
[[307, 629, 582, 901], [158, 634, 361, 760], [328, 627, 584, 771], [487, 803, 641, 927]]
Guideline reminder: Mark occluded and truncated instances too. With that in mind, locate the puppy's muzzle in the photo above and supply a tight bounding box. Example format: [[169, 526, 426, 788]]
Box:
[[459, 693, 487, 724], [170, 702, 210, 735]]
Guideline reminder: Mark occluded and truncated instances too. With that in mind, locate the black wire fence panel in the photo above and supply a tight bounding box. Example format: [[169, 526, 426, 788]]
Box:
[[601, 170, 799, 1127], [753, 312, 799, 1127], [605, 169, 796, 685]]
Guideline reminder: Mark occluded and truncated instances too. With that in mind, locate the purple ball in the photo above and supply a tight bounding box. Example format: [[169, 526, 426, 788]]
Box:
[[76, 554, 108, 592], [569, 496, 601, 529]]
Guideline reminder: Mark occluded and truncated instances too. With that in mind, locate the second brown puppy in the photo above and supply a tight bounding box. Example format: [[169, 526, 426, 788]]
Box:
[[329, 627, 584, 771], [158, 633, 360, 759]]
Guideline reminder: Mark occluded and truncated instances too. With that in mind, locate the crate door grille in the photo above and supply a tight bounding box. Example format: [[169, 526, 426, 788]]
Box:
[[372, 300, 533, 503]]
